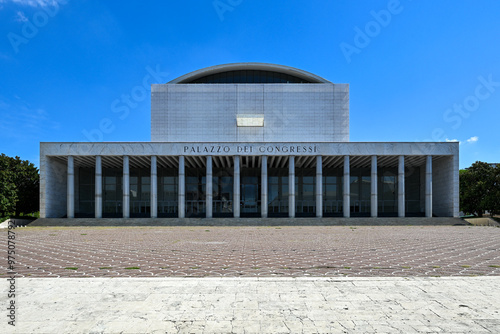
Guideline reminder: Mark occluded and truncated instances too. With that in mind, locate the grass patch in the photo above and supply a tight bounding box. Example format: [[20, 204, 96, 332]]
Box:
[[402, 266, 411, 269], [124, 267, 140, 270], [488, 265, 500, 268], [252, 267, 260, 269], [190, 266, 200, 269], [344, 266, 351, 269], [99, 267, 112, 269], [222, 267, 229, 270], [81, 233, 87, 235], [65, 267, 78, 270], [432, 265, 441, 268], [460, 265, 471, 268]]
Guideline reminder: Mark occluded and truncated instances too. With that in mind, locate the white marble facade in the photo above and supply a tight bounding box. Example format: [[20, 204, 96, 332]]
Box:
[[151, 84, 349, 143]]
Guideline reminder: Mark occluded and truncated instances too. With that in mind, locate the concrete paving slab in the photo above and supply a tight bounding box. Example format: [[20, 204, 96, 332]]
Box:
[[1, 277, 499, 333]]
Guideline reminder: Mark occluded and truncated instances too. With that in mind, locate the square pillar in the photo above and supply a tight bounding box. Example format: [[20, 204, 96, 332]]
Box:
[[261, 156, 268, 218], [425, 155, 433, 217], [289, 156, 295, 218], [150, 156, 157, 218], [233, 156, 240, 218], [452, 153, 460, 217], [206, 156, 213, 218], [343, 156, 350, 218], [178, 156, 185, 218], [95, 156, 102, 218], [67, 156, 74, 218], [371, 155, 378, 218], [316, 156, 323, 218], [123, 156, 130, 218], [398, 155, 405, 217]]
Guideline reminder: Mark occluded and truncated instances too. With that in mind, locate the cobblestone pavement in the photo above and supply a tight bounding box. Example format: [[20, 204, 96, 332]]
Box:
[[2, 225, 500, 278]]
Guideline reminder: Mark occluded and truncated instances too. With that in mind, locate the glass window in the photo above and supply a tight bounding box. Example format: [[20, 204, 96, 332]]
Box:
[[188, 70, 313, 84], [158, 168, 178, 216], [77, 167, 95, 216]]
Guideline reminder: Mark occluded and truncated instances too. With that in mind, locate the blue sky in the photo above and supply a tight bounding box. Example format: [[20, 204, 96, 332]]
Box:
[[0, 0, 499, 169]]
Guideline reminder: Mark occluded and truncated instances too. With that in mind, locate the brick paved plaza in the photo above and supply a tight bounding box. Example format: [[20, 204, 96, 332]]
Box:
[[3, 225, 500, 278]]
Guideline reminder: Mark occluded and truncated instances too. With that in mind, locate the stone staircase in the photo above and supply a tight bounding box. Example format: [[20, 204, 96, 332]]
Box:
[[30, 217, 466, 227]]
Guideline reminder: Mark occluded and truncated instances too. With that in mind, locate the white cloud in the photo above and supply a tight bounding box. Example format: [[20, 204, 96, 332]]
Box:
[[0, 0, 60, 7], [0, 97, 60, 140], [15, 10, 27, 21], [466, 136, 479, 144], [445, 138, 459, 143]]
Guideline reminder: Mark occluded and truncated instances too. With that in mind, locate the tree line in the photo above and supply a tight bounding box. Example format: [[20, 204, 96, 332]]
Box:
[[0, 153, 39, 218], [460, 161, 500, 217]]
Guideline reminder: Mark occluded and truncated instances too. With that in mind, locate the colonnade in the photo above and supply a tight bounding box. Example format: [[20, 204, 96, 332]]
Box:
[[66, 155, 434, 219]]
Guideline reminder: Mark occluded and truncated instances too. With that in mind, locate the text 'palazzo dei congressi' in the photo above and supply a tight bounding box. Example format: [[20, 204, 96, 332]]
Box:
[[40, 63, 459, 219]]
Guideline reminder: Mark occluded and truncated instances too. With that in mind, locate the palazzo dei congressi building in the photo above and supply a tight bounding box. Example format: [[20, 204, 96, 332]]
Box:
[[40, 63, 459, 220]]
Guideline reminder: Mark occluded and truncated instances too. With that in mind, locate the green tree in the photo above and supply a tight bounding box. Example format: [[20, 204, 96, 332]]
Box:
[[0, 153, 39, 217], [460, 161, 497, 217], [483, 166, 500, 216], [0, 159, 17, 216]]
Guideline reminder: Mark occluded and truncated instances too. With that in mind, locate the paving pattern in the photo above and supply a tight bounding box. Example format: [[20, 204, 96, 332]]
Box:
[[2, 225, 500, 278]]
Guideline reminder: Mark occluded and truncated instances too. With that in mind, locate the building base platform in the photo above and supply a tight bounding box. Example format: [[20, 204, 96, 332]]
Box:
[[30, 217, 466, 227]]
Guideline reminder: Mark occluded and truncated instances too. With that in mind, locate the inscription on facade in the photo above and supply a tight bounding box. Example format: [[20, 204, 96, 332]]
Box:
[[183, 145, 319, 154]]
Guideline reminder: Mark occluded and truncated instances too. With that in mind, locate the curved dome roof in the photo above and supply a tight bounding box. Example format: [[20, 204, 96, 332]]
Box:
[[168, 63, 331, 84]]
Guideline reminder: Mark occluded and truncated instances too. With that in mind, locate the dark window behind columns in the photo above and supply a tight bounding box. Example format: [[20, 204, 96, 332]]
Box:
[[158, 168, 178, 217], [76, 167, 94, 217]]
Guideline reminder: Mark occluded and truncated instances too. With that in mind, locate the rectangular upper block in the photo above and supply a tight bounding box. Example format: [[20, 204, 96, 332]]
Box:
[[151, 83, 349, 143]]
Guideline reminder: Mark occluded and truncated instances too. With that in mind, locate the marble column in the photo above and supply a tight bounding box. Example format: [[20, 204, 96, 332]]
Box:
[[371, 155, 378, 218], [233, 156, 240, 218], [150, 156, 157, 218], [67, 156, 74, 218], [398, 155, 405, 218], [289, 156, 295, 218], [343, 156, 350, 218], [206, 156, 213, 218], [426, 155, 433, 218], [95, 156, 102, 219], [316, 156, 323, 218], [178, 156, 185, 218], [261, 156, 268, 218], [123, 156, 130, 219]]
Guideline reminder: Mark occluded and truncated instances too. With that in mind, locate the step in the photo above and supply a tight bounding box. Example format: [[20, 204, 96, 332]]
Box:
[[29, 217, 466, 227]]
